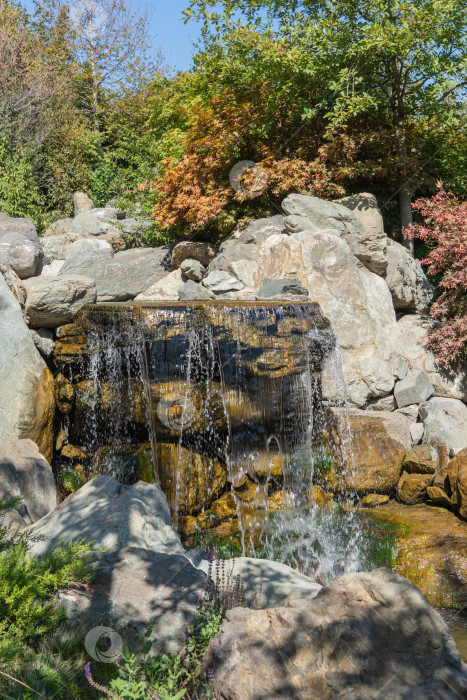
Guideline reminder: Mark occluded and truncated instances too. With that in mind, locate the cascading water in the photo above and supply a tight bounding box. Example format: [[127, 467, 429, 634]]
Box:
[[58, 300, 376, 581]]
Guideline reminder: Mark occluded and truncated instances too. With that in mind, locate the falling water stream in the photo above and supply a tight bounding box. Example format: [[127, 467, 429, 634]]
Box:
[[61, 301, 380, 581]]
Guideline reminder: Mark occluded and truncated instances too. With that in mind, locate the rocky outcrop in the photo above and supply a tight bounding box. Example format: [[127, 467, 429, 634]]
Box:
[[180, 258, 205, 281], [59, 247, 171, 301], [420, 397, 467, 455], [23, 275, 97, 327], [367, 502, 467, 608], [283, 193, 389, 275], [394, 315, 467, 401], [203, 568, 467, 699], [386, 240, 434, 313], [27, 476, 185, 558], [0, 274, 54, 460], [0, 212, 42, 279], [0, 439, 56, 525], [255, 231, 397, 406]]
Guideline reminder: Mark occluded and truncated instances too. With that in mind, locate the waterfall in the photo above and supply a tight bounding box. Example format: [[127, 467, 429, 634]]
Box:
[[58, 300, 372, 580]]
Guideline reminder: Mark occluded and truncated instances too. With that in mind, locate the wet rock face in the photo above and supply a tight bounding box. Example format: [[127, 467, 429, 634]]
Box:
[[366, 501, 467, 608], [325, 409, 410, 495], [203, 568, 467, 700]]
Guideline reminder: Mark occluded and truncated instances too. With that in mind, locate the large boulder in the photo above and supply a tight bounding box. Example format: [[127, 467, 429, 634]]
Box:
[[207, 216, 287, 292], [135, 269, 185, 301], [282, 193, 388, 275], [0, 274, 54, 460], [419, 397, 467, 455], [0, 439, 56, 524], [393, 314, 467, 401], [327, 409, 411, 494], [59, 247, 172, 301], [27, 476, 185, 558], [211, 557, 321, 608], [203, 568, 467, 699], [336, 192, 384, 237], [23, 275, 97, 327], [57, 548, 207, 655], [0, 213, 42, 279], [255, 230, 397, 406], [386, 240, 434, 313]]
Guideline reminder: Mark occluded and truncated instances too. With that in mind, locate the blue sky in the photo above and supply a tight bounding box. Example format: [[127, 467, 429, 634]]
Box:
[[22, 0, 202, 71]]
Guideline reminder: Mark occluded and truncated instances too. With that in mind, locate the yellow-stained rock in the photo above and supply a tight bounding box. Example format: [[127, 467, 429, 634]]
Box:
[[359, 493, 390, 508], [403, 444, 438, 475], [448, 448, 467, 521], [61, 444, 87, 460], [157, 443, 228, 516], [426, 486, 452, 510], [367, 501, 467, 608], [22, 367, 55, 463], [55, 373, 74, 414], [325, 409, 410, 495], [397, 472, 433, 505]]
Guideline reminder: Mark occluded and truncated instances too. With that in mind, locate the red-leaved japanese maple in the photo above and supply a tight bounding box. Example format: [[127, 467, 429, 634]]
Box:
[[408, 188, 467, 366]]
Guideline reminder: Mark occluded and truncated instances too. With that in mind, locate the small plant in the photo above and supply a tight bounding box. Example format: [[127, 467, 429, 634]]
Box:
[[85, 549, 258, 700]]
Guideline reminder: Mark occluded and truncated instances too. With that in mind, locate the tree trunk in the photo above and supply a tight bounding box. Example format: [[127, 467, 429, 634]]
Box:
[[399, 188, 414, 255], [396, 127, 414, 255]]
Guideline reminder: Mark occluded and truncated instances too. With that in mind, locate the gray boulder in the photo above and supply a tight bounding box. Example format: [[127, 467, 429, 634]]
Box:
[[0, 439, 56, 524], [180, 258, 205, 281], [394, 315, 467, 401], [394, 369, 434, 408], [282, 194, 364, 237], [420, 398, 467, 455], [202, 269, 244, 294], [203, 568, 467, 700], [30, 328, 55, 358], [0, 274, 54, 460], [28, 476, 185, 558], [73, 191, 94, 215], [178, 280, 215, 301], [64, 237, 112, 259], [0, 213, 42, 279], [71, 211, 118, 236], [386, 240, 434, 313], [336, 192, 384, 237], [23, 275, 97, 327], [207, 216, 287, 279], [59, 247, 171, 301], [227, 259, 258, 287], [57, 548, 207, 655], [211, 557, 321, 608], [255, 230, 397, 406], [255, 277, 309, 300], [282, 193, 389, 276], [136, 269, 185, 301]]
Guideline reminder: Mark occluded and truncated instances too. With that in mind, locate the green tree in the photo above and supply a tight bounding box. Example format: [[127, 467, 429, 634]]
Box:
[[186, 0, 467, 251]]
